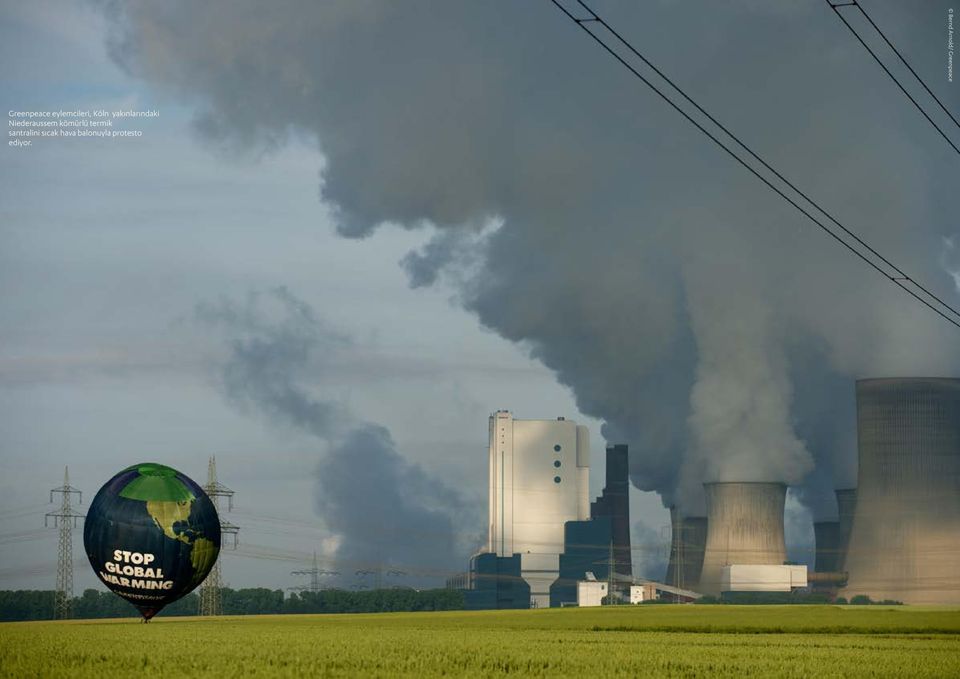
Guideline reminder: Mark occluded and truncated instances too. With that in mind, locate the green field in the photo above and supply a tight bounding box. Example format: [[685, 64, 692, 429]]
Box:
[[2, 606, 959, 678]]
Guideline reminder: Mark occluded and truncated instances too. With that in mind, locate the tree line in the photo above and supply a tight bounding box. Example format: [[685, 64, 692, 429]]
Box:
[[0, 587, 465, 621]]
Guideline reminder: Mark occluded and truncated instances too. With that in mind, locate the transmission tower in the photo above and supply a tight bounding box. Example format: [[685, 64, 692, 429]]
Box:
[[291, 552, 323, 593], [45, 467, 83, 620], [385, 569, 407, 589], [593, 541, 631, 605], [607, 541, 616, 604], [198, 455, 238, 616]]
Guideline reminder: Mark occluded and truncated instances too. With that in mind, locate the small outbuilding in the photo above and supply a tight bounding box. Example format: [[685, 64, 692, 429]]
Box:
[[577, 579, 608, 607]]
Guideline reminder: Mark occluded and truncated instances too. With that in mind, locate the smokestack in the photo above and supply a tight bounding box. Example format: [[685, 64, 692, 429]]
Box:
[[664, 507, 707, 591], [834, 488, 856, 572], [699, 482, 787, 595], [841, 378, 960, 605], [813, 521, 841, 574]]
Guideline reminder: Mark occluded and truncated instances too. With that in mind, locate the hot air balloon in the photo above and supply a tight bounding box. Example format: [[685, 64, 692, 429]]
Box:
[[83, 462, 221, 620]]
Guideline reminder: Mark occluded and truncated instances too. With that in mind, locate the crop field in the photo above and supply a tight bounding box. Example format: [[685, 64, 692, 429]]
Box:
[[2, 605, 959, 678]]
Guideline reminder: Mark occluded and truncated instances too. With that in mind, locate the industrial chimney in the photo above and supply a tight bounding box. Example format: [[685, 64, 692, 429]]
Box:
[[841, 378, 960, 605], [699, 482, 787, 595], [664, 507, 707, 592], [834, 488, 856, 572]]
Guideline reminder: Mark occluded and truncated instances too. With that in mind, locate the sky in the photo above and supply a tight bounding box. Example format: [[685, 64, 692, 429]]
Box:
[[1, 0, 958, 593]]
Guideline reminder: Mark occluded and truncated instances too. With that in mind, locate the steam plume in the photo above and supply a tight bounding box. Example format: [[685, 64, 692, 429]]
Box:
[[196, 287, 467, 577], [107, 1, 960, 519]]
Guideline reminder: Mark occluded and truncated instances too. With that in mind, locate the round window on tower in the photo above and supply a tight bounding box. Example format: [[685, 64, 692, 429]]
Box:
[[554, 476, 561, 484], [554, 460, 561, 468], [553, 444, 561, 452]]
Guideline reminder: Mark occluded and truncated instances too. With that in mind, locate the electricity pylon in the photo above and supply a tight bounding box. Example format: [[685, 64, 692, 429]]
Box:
[[291, 552, 323, 593], [594, 541, 631, 605], [198, 456, 238, 616], [45, 467, 83, 619]]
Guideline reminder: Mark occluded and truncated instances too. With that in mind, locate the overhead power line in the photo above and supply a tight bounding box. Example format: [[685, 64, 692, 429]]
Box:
[[826, 0, 960, 155], [548, 0, 960, 331]]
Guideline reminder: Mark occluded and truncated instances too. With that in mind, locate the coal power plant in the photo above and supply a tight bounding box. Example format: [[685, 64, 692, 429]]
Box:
[[698, 482, 788, 596], [449, 374, 960, 606], [452, 412, 636, 609], [659, 378, 959, 602], [841, 379, 960, 605]]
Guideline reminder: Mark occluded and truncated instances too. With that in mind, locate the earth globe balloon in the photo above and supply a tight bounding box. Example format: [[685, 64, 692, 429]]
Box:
[[83, 462, 221, 620]]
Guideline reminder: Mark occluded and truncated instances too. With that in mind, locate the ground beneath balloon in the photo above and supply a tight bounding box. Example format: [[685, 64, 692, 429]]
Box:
[[1, 605, 958, 677]]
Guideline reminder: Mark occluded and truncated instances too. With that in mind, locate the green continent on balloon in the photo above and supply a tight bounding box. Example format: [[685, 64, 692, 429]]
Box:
[[146, 500, 195, 543], [190, 538, 218, 585], [120, 466, 195, 503]]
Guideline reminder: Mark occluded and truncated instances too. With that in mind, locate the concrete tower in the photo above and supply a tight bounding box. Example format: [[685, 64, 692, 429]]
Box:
[[699, 482, 787, 595], [488, 411, 590, 607], [813, 521, 841, 574], [664, 508, 708, 592], [834, 488, 857, 572], [841, 378, 960, 605]]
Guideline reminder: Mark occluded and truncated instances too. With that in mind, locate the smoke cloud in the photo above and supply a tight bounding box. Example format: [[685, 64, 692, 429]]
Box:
[[631, 520, 669, 581], [108, 1, 960, 520], [318, 425, 465, 577], [195, 287, 352, 439], [196, 287, 467, 578]]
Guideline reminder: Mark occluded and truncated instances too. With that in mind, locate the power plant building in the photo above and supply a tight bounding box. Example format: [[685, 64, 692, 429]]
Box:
[[462, 553, 530, 610], [841, 378, 960, 605], [699, 482, 788, 596], [488, 411, 591, 607], [550, 444, 635, 607], [590, 444, 632, 578], [549, 517, 612, 608]]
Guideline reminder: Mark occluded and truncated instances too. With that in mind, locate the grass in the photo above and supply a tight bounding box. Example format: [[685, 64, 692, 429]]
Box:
[[1, 605, 959, 678]]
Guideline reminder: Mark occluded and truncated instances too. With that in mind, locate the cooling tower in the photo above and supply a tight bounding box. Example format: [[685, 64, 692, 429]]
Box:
[[813, 521, 841, 574], [841, 378, 960, 605], [664, 507, 708, 591], [699, 482, 787, 595], [834, 488, 856, 572]]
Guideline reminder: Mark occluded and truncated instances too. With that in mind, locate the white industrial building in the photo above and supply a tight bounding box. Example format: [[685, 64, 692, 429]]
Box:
[[488, 410, 590, 608], [720, 564, 807, 593], [576, 581, 658, 606], [577, 579, 607, 607], [630, 583, 657, 603]]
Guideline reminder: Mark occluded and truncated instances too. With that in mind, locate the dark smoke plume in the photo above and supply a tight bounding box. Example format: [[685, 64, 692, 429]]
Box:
[[195, 287, 351, 439], [196, 287, 468, 578], [110, 1, 959, 520]]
